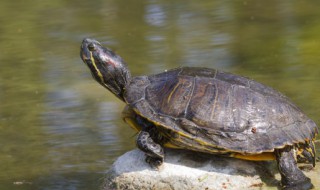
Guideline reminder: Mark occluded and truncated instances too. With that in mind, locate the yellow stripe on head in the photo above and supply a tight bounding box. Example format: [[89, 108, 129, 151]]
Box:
[[90, 51, 104, 83]]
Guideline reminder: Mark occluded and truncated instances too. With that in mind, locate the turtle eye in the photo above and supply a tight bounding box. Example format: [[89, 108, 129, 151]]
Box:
[[88, 43, 96, 51]]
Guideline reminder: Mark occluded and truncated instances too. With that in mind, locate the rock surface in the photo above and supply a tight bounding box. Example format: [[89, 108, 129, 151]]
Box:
[[104, 148, 319, 190]]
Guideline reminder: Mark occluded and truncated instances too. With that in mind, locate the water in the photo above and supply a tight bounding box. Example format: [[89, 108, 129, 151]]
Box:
[[0, 1, 319, 189]]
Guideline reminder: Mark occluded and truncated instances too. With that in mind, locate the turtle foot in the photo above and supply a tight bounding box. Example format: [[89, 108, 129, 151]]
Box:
[[281, 177, 313, 190], [145, 156, 163, 169]]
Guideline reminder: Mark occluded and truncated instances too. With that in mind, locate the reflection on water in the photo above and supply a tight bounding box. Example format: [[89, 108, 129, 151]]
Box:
[[0, 0, 319, 189]]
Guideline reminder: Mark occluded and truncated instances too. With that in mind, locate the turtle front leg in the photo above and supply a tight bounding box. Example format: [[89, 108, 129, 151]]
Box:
[[275, 146, 313, 190], [136, 131, 164, 169]]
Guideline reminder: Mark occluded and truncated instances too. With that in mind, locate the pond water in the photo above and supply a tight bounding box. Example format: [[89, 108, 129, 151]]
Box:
[[0, 1, 319, 189]]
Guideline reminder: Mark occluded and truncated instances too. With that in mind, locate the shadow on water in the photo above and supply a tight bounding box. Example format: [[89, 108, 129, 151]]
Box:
[[0, 0, 319, 189]]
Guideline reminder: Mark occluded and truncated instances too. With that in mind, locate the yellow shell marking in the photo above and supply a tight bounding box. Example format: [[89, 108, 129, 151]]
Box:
[[232, 152, 276, 161], [123, 117, 142, 132], [167, 82, 180, 104]]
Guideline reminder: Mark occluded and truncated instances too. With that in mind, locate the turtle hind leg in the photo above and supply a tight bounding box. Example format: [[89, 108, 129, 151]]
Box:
[[136, 131, 164, 169], [296, 141, 316, 167], [275, 146, 313, 190]]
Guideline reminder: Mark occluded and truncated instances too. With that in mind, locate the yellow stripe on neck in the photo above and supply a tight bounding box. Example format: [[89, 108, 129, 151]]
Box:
[[90, 51, 104, 83]]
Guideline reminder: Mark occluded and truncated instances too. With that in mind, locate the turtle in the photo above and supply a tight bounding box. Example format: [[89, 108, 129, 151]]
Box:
[[80, 38, 318, 190]]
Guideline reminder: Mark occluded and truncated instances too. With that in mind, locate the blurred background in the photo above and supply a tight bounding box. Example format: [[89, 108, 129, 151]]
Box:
[[0, 0, 319, 189]]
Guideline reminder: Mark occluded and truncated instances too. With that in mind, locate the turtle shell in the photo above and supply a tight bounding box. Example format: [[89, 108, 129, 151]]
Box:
[[124, 67, 318, 154]]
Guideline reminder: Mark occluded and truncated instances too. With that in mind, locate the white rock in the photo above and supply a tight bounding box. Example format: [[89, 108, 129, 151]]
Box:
[[103, 149, 283, 190], [103, 148, 320, 190]]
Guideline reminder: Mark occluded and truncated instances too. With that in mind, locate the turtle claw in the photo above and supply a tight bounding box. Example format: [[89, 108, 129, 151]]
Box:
[[145, 156, 163, 169]]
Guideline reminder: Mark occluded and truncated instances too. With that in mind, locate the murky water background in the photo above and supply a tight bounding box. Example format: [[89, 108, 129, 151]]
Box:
[[0, 1, 319, 189]]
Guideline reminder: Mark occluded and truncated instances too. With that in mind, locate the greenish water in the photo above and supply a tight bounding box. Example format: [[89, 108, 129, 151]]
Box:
[[0, 1, 319, 189]]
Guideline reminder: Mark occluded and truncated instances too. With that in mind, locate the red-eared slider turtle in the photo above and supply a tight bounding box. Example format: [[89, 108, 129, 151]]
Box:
[[80, 38, 318, 190]]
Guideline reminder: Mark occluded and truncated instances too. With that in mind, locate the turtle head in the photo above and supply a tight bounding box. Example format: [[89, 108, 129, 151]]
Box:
[[80, 38, 131, 101]]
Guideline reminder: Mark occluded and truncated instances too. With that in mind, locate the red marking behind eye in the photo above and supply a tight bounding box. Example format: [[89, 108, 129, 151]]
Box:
[[107, 59, 117, 67], [100, 50, 117, 67]]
